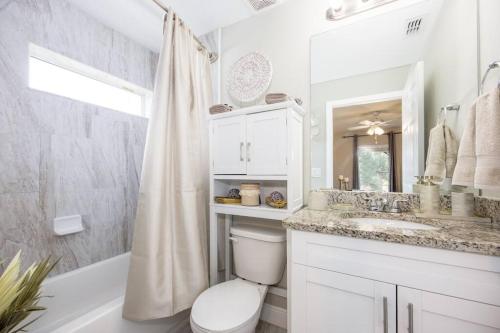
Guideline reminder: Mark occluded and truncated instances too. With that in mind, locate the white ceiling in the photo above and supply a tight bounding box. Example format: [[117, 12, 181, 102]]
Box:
[[311, 0, 444, 84], [67, 0, 285, 52]]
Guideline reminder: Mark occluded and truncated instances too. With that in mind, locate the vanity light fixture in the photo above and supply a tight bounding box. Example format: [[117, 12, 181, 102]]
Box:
[[326, 0, 397, 21]]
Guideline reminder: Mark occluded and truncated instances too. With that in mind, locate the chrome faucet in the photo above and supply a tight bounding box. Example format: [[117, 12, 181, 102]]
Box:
[[390, 199, 409, 213], [369, 198, 387, 212]]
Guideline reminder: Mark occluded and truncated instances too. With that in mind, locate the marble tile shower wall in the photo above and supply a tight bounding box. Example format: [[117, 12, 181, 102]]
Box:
[[0, 0, 158, 274]]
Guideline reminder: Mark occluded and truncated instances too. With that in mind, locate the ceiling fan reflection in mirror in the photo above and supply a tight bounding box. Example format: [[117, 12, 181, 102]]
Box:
[[347, 111, 393, 136]]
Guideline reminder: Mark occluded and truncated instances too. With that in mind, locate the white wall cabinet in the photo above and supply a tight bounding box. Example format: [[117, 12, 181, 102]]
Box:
[[209, 102, 304, 285], [212, 109, 287, 175], [212, 115, 247, 174], [288, 230, 500, 333], [246, 110, 287, 175]]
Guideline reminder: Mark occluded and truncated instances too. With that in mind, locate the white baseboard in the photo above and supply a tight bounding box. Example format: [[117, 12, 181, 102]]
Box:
[[260, 304, 287, 329], [268, 286, 287, 298]]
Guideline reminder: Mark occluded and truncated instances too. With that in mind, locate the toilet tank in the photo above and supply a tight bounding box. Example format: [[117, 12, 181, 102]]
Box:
[[230, 224, 286, 285]]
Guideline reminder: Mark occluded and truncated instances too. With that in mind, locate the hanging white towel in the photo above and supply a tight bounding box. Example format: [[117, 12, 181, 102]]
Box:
[[474, 87, 500, 190], [425, 123, 446, 180], [452, 104, 476, 186], [444, 125, 459, 178], [424, 122, 458, 180], [453, 87, 500, 190]]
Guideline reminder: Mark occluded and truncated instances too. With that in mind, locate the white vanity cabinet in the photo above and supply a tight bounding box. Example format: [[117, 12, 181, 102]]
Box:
[[397, 287, 500, 333], [292, 265, 396, 333], [288, 230, 500, 333]]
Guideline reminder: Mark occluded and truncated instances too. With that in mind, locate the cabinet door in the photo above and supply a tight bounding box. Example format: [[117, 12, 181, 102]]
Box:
[[212, 116, 246, 174], [291, 264, 396, 333], [398, 287, 500, 333], [246, 110, 287, 175]]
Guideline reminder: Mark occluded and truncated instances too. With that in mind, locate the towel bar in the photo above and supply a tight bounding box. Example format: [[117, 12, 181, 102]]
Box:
[[480, 61, 500, 94], [439, 104, 460, 124]]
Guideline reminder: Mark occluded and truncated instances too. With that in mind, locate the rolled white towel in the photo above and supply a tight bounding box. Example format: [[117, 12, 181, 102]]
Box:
[[265, 93, 303, 105], [209, 104, 233, 114], [265, 93, 288, 104]]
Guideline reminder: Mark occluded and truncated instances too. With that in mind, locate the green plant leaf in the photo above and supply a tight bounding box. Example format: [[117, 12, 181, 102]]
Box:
[[0, 253, 58, 333]]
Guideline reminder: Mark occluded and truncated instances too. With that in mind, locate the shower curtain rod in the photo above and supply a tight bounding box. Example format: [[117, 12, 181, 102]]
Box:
[[151, 0, 218, 63]]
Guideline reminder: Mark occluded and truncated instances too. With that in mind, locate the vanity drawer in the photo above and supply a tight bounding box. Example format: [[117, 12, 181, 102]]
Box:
[[289, 230, 500, 306]]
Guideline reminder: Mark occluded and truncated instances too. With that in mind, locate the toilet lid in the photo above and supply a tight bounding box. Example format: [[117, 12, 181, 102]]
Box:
[[191, 279, 261, 332]]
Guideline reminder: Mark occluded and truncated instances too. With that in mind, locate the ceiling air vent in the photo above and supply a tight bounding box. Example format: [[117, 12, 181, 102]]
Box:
[[246, 0, 278, 11], [405, 17, 423, 36]]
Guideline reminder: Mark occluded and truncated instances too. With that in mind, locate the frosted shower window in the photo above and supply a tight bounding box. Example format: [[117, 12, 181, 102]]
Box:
[[28, 44, 151, 117]]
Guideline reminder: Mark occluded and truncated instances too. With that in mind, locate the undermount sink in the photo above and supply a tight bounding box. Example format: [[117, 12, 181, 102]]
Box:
[[346, 217, 439, 231]]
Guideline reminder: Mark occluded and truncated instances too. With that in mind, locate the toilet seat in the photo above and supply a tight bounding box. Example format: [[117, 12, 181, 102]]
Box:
[[191, 279, 266, 333]]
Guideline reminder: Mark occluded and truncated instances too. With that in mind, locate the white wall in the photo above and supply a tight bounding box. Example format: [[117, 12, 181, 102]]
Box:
[[423, 0, 500, 198], [423, 0, 477, 144], [221, 0, 329, 198], [479, 0, 500, 91], [220, 0, 425, 198]]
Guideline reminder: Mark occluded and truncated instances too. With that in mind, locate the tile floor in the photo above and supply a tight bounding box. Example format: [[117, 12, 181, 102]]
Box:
[[256, 320, 287, 333]]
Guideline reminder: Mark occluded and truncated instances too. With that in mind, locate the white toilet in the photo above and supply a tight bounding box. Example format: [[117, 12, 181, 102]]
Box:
[[190, 223, 286, 333]]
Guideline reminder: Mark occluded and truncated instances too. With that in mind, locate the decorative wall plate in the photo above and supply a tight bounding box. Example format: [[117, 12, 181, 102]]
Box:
[[227, 52, 272, 104]]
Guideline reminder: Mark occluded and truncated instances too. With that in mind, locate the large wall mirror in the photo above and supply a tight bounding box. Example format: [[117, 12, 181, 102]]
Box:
[[309, 0, 491, 194]]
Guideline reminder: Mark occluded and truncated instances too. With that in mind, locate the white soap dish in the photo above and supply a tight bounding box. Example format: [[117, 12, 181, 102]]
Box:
[[53, 215, 85, 236]]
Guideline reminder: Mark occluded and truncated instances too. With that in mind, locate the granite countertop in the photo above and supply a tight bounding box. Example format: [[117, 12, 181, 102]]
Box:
[[283, 208, 500, 256]]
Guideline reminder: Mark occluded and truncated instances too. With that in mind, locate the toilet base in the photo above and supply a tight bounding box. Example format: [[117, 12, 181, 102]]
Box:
[[190, 314, 260, 333], [190, 279, 268, 333]]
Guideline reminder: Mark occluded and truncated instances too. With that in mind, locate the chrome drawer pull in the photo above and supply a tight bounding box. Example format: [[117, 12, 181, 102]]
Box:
[[408, 303, 414, 333], [383, 296, 388, 333]]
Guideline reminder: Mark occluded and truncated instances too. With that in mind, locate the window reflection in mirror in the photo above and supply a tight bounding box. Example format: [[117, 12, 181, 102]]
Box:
[[331, 99, 402, 193]]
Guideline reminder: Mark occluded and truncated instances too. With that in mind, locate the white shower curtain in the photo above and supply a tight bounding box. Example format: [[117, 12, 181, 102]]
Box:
[[123, 10, 212, 321]]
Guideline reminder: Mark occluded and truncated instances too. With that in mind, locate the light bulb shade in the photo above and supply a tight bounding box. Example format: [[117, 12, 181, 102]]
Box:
[[367, 127, 375, 135], [374, 126, 385, 135], [329, 0, 343, 11], [326, 0, 397, 21]]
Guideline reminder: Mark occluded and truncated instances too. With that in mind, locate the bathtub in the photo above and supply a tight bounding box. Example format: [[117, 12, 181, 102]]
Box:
[[30, 253, 191, 333]]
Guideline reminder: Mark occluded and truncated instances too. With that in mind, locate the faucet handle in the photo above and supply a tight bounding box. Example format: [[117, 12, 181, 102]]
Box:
[[379, 197, 388, 208], [369, 198, 380, 211], [390, 199, 409, 213]]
